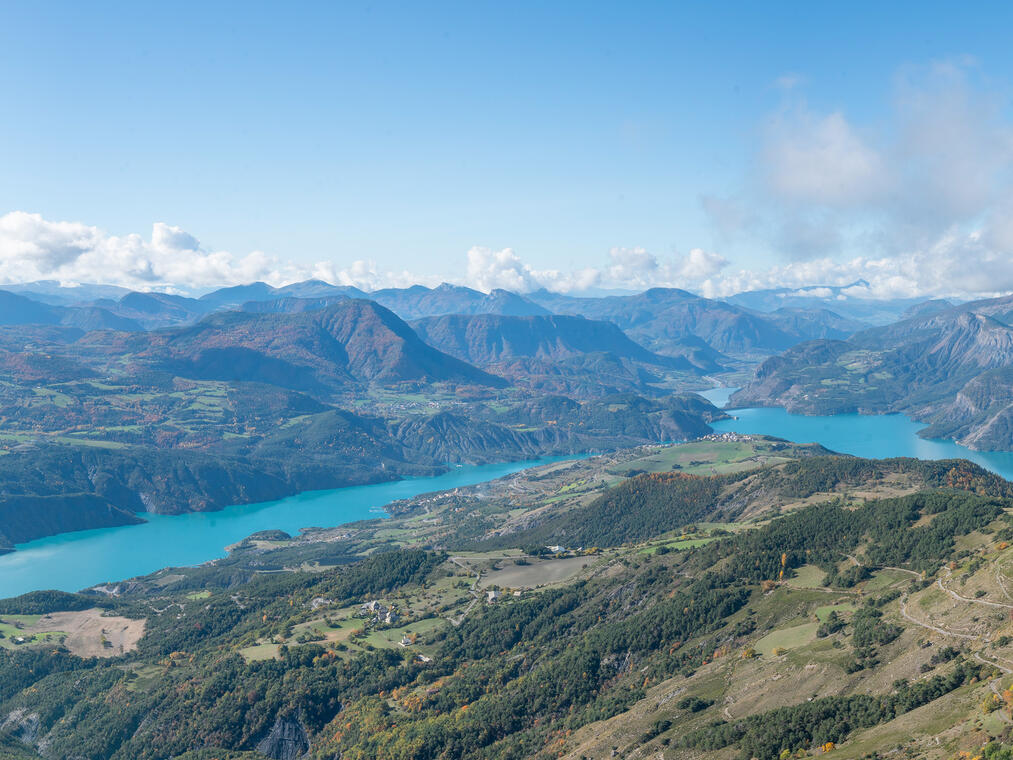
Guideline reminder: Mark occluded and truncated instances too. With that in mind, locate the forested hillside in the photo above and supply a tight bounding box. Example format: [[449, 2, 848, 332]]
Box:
[[3, 440, 1013, 759]]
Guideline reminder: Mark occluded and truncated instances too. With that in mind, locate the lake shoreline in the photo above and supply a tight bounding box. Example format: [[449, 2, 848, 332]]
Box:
[[0, 455, 582, 599], [710, 406, 1013, 482], [14, 391, 1013, 599]]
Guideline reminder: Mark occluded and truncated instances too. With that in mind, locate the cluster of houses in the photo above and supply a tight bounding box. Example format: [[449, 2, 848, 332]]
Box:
[[697, 431, 755, 443], [360, 599, 400, 626]]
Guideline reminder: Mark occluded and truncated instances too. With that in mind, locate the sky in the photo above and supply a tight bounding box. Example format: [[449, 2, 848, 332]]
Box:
[[4, 1, 1013, 298]]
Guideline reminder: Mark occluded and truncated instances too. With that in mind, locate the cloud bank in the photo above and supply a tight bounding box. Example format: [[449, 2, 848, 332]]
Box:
[[0, 211, 731, 296], [2, 208, 1013, 302], [703, 58, 1013, 297], [0, 212, 291, 293], [462, 246, 726, 294]]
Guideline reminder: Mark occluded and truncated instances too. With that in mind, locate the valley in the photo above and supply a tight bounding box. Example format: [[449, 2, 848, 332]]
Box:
[[0, 287, 741, 550], [0, 456, 577, 599], [10, 9, 1013, 759], [7, 279, 1013, 759], [0, 273, 892, 554]]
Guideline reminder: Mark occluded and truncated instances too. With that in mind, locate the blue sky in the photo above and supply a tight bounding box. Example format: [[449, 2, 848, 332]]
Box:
[[3, 2, 1013, 296]]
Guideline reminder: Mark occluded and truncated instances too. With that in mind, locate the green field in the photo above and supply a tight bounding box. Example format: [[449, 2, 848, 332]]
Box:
[[363, 617, 445, 649], [786, 564, 827, 588], [609, 439, 802, 478], [238, 642, 281, 662], [814, 602, 858, 621], [864, 568, 912, 591], [638, 536, 717, 555], [754, 622, 819, 657], [0, 615, 65, 650], [241, 607, 450, 663]]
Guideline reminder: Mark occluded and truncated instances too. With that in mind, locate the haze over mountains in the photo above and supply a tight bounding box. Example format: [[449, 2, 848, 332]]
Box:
[[0, 275, 995, 420], [411, 313, 712, 397], [723, 280, 937, 324]]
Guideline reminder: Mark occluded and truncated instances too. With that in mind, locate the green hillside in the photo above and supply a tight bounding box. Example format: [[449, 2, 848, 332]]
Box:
[[3, 440, 1013, 759]]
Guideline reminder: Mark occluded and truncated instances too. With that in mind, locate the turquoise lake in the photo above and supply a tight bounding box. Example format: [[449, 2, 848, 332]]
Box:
[[700, 387, 1013, 482], [0, 458, 573, 599], [10, 388, 1013, 600]]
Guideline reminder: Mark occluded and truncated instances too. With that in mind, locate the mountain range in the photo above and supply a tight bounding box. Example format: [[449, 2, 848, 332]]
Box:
[[0, 290, 141, 331], [0, 279, 877, 364], [0, 293, 734, 550], [411, 313, 716, 397], [723, 280, 945, 324], [524, 286, 867, 358], [0, 274, 966, 550], [149, 300, 506, 392], [733, 294, 1013, 449]]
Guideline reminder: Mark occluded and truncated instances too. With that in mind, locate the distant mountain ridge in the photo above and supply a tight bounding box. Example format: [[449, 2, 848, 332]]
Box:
[[525, 286, 865, 358], [2, 279, 876, 363], [0, 289, 141, 331], [411, 312, 713, 397], [724, 280, 934, 325], [411, 313, 678, 366], [370, 283, 549, 320]]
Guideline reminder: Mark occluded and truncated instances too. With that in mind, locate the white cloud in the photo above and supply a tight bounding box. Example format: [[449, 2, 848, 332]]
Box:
[[460, 245, 728, 294], [690, 58, 1013, 301], [763, 110, 888, 206], [150, 222, 200, 252], [311, 259, 438, 292], [0, 213, 727, 296], [780, 287, 833, 299], [601, 246, 726, 288], [677, 248, 728, 280], [0, 212, 294, 292], [10, 209, 1013, 303], [695, 226, 1013, 301], [724, 58, 1013, 264], [466, 247, 543, 292], [891, 59, 1013, 227]]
